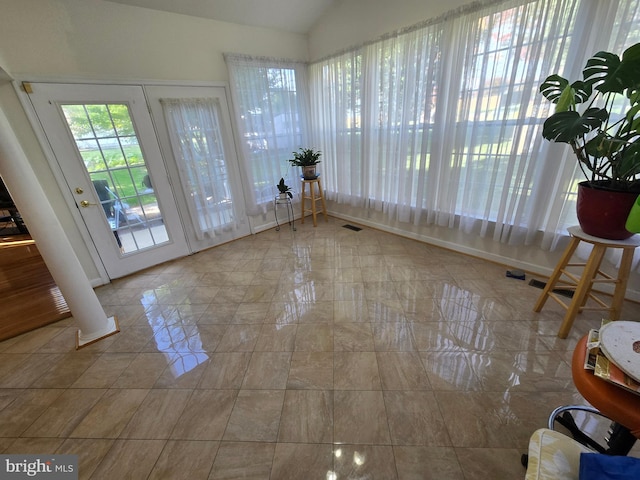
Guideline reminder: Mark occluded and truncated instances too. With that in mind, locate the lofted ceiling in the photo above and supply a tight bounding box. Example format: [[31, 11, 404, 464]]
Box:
[[104, 0, 338, 34]]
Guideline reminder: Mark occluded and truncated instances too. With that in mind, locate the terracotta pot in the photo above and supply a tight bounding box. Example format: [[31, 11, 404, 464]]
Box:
[[576, 181, 639, 240]]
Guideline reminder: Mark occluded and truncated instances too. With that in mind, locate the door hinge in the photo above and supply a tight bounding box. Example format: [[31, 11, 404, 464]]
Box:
[[21, 82, 33, 94]]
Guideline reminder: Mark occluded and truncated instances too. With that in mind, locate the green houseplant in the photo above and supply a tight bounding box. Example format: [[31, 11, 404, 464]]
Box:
[[539, 41, 640, 239], [277, 177, 293, 199], [289, 148, 322, 180]]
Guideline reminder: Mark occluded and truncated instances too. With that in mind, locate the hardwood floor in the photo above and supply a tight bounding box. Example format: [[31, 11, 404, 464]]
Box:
[[0, 234, 70, 341]]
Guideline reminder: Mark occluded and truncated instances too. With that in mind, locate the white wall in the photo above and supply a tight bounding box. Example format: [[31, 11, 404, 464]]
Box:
[[0, 0, 308, 79], [309, 0, 471, 60]]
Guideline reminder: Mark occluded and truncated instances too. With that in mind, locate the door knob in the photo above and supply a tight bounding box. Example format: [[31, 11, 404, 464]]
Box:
[[80, 200, 96, 207]]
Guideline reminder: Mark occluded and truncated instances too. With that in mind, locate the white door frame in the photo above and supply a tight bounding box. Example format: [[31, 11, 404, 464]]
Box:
[[15, 80, 110, 285], [145, 84, 251, 252], [15, 79, 253, 283], [18, 81, 192, 280]]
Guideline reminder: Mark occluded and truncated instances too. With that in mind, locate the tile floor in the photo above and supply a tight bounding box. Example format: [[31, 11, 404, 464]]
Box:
[[1, 217, 639, 479]]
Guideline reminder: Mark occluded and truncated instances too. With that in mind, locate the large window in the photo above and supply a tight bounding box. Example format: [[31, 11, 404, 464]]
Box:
[[310, 0, 640, 248], [226, 1, 640, 250], [225, 55, 310, 213]]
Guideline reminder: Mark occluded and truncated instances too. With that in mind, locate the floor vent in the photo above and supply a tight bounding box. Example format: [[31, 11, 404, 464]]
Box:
[[342, 224, 362, 231], [528, 279, 574, 298]]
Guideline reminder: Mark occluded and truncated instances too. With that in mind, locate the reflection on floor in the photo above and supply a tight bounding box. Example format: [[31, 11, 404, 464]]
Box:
[[0, 217, 639, 479]]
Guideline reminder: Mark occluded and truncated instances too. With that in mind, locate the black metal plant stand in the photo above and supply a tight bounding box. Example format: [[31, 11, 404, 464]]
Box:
[[274, 196, 295, 231]]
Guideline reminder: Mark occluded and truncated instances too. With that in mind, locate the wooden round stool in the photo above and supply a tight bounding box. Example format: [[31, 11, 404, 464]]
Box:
[[533, 226, 640, 338]]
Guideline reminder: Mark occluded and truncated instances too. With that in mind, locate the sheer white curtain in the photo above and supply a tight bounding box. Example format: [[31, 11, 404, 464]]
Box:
[[310, 0, 640, 251], [225, 54, 311, 214], [161, 98, 239, 239], [310, 49, 363, 207], [362, 27, 443, 224]]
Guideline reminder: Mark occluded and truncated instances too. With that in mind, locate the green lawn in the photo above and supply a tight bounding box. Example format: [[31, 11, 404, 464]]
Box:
[[81, 146, 151, 201]]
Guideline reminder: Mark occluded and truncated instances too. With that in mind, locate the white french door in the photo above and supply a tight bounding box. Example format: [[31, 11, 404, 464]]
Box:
[[145, 86, 250, 251], [145, 85, 250, 252], [27, 83, 190, 279], [26, 82, 251, 279]]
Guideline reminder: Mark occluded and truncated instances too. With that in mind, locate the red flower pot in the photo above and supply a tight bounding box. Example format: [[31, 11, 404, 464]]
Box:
[[576, 181, 639, 240]]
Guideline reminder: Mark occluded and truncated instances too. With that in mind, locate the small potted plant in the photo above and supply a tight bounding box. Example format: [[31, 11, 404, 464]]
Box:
[[539, 41, 640, 239], [289, 148, 322, 180], [277, 177, 293, 200]]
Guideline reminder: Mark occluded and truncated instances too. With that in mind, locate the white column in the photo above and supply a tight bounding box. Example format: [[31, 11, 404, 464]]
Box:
[[0, 106, 119, 348]]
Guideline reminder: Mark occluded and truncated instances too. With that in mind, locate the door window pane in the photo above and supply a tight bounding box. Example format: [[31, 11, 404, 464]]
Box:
[[61, 103, 169, 254]]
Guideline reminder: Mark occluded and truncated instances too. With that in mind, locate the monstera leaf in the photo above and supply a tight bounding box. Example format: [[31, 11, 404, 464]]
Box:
[[583, 43, 640, 94], [539, 75, 591, 109], [613, 141, 640, 180], [542, 108, 608, 143], [584, 132, 623, 159], [624, 90, 640, 135], [539, 42, 640, 188]]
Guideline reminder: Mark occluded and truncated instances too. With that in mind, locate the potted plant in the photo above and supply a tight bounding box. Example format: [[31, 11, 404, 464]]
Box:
[[539, 41, 640, 239], [289, 148, 322, 180], [277, 177, 293, 200]]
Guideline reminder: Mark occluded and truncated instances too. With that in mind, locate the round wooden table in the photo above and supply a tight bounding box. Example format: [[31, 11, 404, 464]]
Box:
[[572, 333, 640, 439]]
